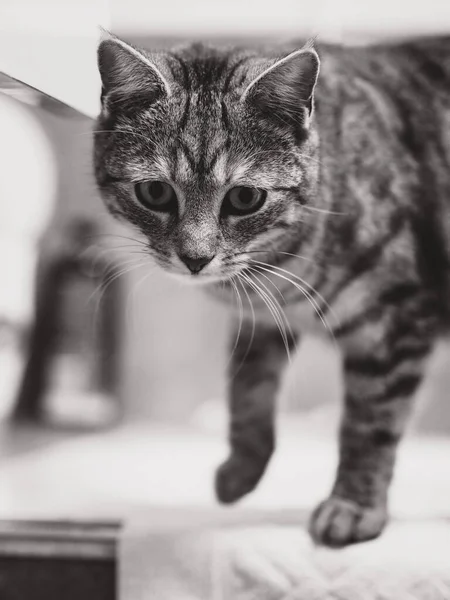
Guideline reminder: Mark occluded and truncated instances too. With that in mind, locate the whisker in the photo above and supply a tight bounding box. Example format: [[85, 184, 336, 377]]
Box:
[[248, 267, 299, 356], [233, 249, 314, 263], [85, 243, 146, 254], [251, 259, 340, 328], [91, 259, 150, 336], [301, 154, 323, 167], [227, 276, 244, 373], [81, 247, 146, 274], [87, 233, 148, 246], [248, 268, 296, 353], [83, 235, 148, 263], [253, 262, 324, 320], [249, 275, 292, 364], [89, 257, 147, 312], [230, 273, 256, 378], [251, 262, 338, 350], [302, 205, 347, 216], [87, 256, 142, 301], [125, 266, 156, 339], [240, 271, 292, 364], [113, 248, 148, 257], [81, 129, 155, 143]]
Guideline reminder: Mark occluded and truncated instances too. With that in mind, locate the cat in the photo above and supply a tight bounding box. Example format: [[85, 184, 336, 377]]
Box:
[[93, 33, 450, 547]]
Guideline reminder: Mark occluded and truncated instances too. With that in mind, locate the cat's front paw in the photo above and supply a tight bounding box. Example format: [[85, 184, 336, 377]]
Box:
[[309, 496, 387, 548], [215, 454, 266, 504]]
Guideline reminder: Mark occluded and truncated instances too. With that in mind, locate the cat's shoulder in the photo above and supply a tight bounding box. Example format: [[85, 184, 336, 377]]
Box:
[[316, 35, 450, 86]]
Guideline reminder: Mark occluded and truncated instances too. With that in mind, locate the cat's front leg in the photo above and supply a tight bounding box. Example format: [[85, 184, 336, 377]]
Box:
[[309, 298, 437, 547], [216, 322, 295, 504]]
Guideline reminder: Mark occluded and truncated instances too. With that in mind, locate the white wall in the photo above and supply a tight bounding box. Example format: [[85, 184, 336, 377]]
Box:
[[0, 0, 108, 116], [112, 0, 450, 41]]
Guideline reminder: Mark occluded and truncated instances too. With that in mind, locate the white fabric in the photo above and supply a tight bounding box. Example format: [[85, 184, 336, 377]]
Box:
[[121, 512, 450, 600], [119, 352, 450, 599], [116, 413, 450, 599]]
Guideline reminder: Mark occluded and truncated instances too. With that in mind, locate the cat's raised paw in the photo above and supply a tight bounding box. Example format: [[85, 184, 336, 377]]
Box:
[[215, 455, 266, 504], [309, 496, 387, 547]]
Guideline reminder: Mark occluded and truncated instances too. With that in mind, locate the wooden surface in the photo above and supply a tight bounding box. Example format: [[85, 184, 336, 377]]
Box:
[[0, 520, 119, 600], [0, 426, 120, 599], [0, 519, 118, 559]]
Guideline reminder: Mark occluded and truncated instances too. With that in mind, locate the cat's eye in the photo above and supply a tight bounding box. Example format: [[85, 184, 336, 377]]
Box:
[[134, 180, 177, 212], [222, 186, 267, 216]]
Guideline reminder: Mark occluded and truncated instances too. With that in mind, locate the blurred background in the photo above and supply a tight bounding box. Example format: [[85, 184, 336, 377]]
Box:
[[2, 0, 450, 431], [0, 0, 450, 517]]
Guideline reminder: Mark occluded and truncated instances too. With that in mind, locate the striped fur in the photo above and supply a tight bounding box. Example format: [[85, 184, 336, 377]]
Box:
[[94, 34, 450, 547]]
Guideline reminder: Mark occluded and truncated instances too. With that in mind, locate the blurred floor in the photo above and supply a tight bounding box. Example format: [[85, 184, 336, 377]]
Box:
[[0, 339, 449, 526]]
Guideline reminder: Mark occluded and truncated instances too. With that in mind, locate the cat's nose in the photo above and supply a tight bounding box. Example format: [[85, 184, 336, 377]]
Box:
[[179, 254, 214, 274]]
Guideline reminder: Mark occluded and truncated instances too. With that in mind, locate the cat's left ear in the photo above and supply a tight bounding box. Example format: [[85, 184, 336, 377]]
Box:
[[97, 33, 172, 112], [242, 45, 320, 129]]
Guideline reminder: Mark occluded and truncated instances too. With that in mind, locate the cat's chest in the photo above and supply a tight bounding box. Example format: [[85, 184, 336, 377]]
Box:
[[207, 263, 376, 341], [207, 278, 325, 337]]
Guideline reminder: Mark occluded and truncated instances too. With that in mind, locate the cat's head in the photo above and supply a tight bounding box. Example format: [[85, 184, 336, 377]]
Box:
[[94, 34, 320, 282]]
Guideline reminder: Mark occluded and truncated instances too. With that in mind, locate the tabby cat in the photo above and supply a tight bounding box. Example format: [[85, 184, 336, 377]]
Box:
[[93, 33, 450, 547]]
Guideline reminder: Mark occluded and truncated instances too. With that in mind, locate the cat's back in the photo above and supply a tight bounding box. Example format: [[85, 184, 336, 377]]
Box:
[[317, 37, 450, 286], [317, 35, 450, 149]]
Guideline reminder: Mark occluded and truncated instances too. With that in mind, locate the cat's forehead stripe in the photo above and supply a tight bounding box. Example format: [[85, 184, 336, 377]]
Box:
[[176, 151, 192, 181], [212, 151, 228, 183], [173, 133, 231, 183], [174, 147, 230, 184]]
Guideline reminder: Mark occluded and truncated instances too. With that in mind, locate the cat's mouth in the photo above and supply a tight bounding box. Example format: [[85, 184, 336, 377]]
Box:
[[163, 259, 247, 286], [171, 272, 228, 285], [158, 252, 247, 285], [168, 267, 239, 285]]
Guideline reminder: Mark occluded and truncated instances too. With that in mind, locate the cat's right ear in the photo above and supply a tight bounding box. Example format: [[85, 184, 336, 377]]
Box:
[[98, 35, 172, 112], [241, 45, 320, 129]]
